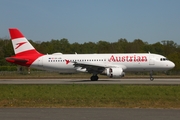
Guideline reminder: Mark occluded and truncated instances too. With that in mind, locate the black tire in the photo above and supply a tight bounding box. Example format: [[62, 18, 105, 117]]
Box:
[[90, 76, 99, 81], [150, 77, 154, 81]]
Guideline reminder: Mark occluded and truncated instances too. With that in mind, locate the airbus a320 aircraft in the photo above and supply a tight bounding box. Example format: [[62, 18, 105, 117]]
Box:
[[6, 28, 175, 81]]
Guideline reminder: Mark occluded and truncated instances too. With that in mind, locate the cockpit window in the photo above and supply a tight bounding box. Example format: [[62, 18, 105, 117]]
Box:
[[160, 58, 168, 61]]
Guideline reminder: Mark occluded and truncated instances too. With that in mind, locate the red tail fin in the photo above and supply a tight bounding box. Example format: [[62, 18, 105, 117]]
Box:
[[6, 28, 44, 67]]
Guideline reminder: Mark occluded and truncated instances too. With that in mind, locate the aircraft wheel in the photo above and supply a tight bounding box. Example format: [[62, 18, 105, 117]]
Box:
[[150, 77, 154, 81], [90, 75, 99, 81]]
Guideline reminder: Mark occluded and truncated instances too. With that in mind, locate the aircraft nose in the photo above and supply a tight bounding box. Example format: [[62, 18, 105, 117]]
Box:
[[169, 61, 175, 69]]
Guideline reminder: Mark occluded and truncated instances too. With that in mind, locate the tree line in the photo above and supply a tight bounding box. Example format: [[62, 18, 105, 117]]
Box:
[[0, 38, 180, 73]]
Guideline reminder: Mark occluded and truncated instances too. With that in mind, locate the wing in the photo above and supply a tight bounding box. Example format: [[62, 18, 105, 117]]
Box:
[[73, 62, 105, 73], [73, 62, 126, 74]]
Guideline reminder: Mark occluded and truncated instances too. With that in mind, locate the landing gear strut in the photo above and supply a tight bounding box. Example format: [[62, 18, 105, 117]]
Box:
[[149, 71, 154, 81], [90, 75, 99, 81]]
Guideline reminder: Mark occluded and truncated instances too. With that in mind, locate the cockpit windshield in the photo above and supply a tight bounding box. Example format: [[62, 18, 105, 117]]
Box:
[[160, 58, 168, 61]]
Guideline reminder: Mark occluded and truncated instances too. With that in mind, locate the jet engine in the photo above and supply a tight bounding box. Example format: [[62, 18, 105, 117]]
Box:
[[102, 68, 125, 78]]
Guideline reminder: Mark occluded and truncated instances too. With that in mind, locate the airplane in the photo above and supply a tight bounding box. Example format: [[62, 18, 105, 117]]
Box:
[[6, 28, 175, 81]]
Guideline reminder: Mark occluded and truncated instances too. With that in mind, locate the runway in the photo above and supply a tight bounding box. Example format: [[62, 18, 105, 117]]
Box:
[[0, 108, 180, 120], [0, 78, 180, 84]]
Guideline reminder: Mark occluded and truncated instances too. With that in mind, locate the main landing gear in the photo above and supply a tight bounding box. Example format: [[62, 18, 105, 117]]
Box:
[[150, 71, 154, 81], [90, 75, 99, 81]]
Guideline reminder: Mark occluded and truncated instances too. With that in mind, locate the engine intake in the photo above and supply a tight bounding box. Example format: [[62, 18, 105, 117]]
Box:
[[103, 68, 125, 78]]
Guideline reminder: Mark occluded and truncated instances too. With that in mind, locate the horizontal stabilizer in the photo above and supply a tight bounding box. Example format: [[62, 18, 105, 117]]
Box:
[[6, 57, 28, 63]]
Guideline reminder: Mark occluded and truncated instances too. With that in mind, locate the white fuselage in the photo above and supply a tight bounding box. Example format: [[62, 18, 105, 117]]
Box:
[[31, 53, 175, 73]]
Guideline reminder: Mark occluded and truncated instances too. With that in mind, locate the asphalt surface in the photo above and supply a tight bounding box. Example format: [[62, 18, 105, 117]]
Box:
[[0, 108, 180, 120], [0, 78, 180, 84]]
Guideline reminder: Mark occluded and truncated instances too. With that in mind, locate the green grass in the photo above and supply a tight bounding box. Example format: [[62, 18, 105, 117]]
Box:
[[0, 84, 180, 108]]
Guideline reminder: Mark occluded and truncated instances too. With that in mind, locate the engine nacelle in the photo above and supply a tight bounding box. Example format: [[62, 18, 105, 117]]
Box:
[[103, 68, 125, 78]]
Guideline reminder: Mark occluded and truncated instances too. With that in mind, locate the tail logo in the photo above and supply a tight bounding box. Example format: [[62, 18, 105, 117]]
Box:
[[15, 42, 27, 49]]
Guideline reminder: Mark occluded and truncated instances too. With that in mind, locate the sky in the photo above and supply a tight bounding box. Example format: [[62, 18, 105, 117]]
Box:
[[0, 0, 180, 45]]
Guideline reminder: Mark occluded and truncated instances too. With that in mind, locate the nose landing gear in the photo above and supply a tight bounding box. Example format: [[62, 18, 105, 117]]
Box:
[[150, 71, 154, 81], [150, 77, 154, 81]]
